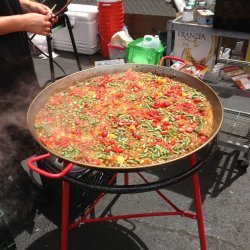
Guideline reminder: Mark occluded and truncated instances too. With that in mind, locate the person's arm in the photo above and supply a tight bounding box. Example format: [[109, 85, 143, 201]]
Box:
[[20, 0, 50, 15], [0, 0, 57, 36], [20, 0, 57, 25], [0, 14, 52, 36]]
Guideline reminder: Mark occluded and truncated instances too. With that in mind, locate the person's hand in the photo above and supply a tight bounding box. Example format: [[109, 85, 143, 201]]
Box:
[[20, 0, 50, 14], [22, 13, 53, 36], [20, 0, 58, 26], [49, 14, 58, 26]]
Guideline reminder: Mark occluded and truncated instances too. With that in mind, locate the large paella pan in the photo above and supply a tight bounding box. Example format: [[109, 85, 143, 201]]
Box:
[[27, 63, 223, 171]]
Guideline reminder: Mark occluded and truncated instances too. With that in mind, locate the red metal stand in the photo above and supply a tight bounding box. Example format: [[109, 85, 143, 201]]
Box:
[[190, 154, 207, 250], [27, 153, 207, 250], [59, 155, 207, 250], [192, 174, 207, 249]]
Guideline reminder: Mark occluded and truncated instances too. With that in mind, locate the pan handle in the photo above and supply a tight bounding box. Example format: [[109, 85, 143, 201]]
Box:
[[159, 56, 188, 70], [27, 153, 74, 179]]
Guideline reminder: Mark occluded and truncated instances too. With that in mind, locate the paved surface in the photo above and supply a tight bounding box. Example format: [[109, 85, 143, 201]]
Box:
[[4, 49, 250, 250]]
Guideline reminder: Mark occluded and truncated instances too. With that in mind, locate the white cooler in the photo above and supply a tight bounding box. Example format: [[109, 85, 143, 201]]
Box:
[[52, 4, 100, 55]]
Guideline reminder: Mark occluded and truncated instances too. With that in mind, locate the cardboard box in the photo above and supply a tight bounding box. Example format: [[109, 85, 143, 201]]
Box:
[[173, 31, 218, 71], [197, 10, 214, 25]]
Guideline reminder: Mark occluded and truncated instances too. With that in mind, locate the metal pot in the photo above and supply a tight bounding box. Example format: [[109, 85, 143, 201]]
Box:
[[27, 64, 223, 172]]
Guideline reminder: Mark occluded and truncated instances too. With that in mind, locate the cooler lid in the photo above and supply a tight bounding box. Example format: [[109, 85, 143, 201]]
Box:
[[66, 4, 98, 21]]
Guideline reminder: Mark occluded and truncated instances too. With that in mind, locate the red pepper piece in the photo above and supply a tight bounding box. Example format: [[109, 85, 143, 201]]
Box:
[[161, 131, 168, 135], [193, 98, 201, 103], [105, 146, 124, 153], [162, 101, 171, 107], [131, 130, 142, 139], [115, 93, 124, 98], [152, 101, 161, 109]]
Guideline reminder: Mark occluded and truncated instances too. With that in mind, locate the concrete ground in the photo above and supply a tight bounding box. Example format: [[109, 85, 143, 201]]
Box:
[[7, 49, 250, 250]]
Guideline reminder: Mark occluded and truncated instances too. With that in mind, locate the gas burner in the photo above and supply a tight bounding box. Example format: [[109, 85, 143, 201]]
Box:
[[21, 154, 115, 218]]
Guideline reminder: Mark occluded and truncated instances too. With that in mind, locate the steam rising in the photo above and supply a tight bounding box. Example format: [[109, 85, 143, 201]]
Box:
[[0, 78, 41, 224]]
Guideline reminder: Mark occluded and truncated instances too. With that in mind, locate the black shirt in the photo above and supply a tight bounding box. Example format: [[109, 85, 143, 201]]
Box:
[[0, 1, 41, 225], [0, 0, 38, 91]]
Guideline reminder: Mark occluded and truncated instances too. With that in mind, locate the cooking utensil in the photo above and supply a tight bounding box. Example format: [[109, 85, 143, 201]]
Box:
[[27, 63, 223, 172], [40, 0, 71, 16]]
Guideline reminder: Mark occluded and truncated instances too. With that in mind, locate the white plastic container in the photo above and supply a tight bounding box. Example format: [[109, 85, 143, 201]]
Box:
[[67, 4, 98, 20], [182, 6, 194, 22], [52, 4, 100, 55], [138, 35, 161, 50], [152, 35, 161, 50]]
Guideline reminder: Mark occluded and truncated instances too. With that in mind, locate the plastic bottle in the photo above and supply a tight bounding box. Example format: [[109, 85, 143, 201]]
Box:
[[152, 35, 161, 50], [197, 1, 207, 10], [182, 5, 194, 22], [187, 0, 196, 8], [206, 0, 216, 11], [142, 35, 155, 48], [141, 35, 161, 50], [195, 1, 207, 21]]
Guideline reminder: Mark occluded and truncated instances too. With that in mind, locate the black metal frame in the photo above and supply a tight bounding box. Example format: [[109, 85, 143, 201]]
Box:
[[37, 139, 217, 194], [47, 13, 82, 82]]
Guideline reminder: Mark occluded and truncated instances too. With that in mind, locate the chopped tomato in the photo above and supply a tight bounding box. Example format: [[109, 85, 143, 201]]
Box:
[[161, 124, 168, 131], [101, 131, 108, 138], [186, 127, 194, 133], [174, 115, 180, 120], [178, 127, 184, 133], [162, 101, 171, 107], [199, 135, 208, 142], [178, 121, 185, 127], [75, 118, 81, 125]]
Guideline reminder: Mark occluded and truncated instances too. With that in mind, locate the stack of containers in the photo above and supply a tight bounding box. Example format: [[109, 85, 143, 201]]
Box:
[[97, 0, 124, 57]]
